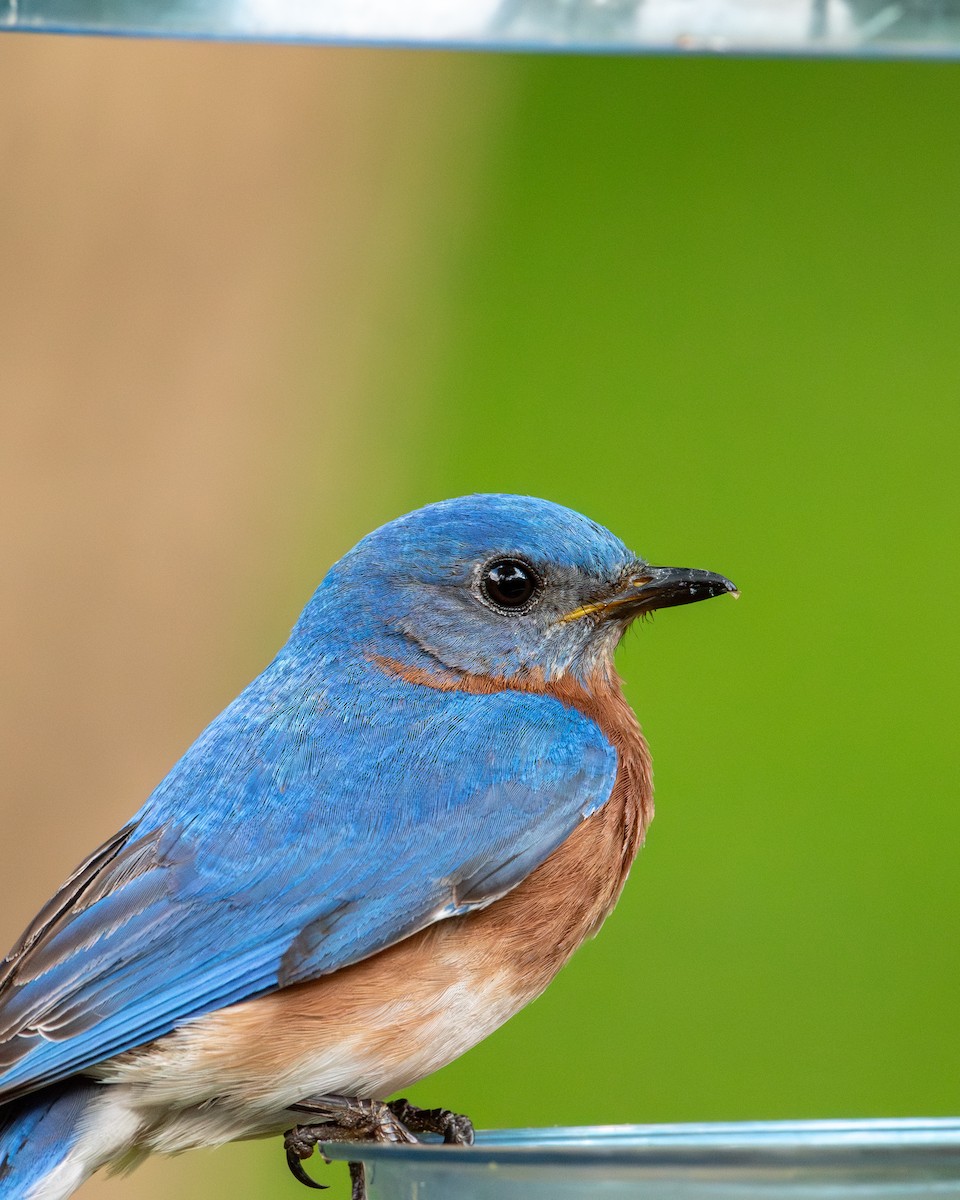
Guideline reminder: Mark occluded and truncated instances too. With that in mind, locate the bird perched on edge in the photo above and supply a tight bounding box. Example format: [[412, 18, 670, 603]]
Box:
[[0, 494, 736, 1200]]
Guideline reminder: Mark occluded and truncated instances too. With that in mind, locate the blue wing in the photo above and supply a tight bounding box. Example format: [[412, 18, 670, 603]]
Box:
[[0, 656, 616, 1100]]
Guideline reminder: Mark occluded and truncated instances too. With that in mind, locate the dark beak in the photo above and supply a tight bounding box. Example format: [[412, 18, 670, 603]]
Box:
[[563, 564, 738, 623], [620, 564, 739, 613]]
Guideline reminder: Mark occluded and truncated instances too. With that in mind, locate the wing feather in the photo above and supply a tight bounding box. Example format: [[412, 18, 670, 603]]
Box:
[[0, 661, 616, 1100]]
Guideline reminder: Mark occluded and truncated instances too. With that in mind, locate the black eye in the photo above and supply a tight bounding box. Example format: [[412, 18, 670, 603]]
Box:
[[480, 559, 541, 612]]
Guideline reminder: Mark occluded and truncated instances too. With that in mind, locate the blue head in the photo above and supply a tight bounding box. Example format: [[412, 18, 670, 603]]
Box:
[[293, 494, 736, 683]]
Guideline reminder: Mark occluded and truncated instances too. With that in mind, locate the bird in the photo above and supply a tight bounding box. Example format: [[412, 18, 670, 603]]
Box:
[[0, 494, 736, 1200]]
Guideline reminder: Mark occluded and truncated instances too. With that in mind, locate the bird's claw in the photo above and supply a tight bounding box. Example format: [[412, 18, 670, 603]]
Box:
[[283, 1095, 413, 1196], [388, 1098, 475, 1145], [283, 1094, 475, 1197], [283, 1125, 328, 1189]]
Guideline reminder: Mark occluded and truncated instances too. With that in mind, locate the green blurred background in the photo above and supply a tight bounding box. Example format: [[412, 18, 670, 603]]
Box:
[[0, 35, 958, 1200]]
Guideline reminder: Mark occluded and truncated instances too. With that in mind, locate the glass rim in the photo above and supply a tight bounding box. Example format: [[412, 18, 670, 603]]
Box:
[[5, 1, 960, 60], [322, 1117, 960, 1166]]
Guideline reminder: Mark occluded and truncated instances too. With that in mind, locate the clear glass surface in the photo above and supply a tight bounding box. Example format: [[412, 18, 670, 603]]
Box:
[[322, 1120, 960, 1200], [3, 0, 960, 57]]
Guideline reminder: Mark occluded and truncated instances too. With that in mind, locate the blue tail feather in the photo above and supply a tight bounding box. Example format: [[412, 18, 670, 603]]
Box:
[[0, 1081, 100, 1198]]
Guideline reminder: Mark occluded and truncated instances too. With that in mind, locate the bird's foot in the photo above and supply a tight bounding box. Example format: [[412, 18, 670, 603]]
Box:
[[284, 1094, 416, 1195], [387, 1097, 475, 1145], [289, 1093, 419, 1144], [283, 1123, 330, 1190], [283, 1094, 474, 1196]]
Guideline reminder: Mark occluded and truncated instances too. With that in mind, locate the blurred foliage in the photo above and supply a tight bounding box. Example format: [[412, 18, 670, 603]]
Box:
[[263, 52, 960, 1199]]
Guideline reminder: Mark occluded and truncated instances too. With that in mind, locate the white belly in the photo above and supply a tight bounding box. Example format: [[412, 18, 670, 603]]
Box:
[[90, 962, 525, 1156]]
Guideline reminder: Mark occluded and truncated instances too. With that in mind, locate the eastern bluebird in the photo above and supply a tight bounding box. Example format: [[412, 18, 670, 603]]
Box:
[[0, 495, 735, 1199]]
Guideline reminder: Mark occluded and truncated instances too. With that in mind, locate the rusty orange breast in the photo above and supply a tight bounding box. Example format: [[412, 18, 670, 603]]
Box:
[[373, 658, 654, 998]]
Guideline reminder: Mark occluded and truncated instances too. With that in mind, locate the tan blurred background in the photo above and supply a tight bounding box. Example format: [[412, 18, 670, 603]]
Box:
[[0, 33, 505, 1197]]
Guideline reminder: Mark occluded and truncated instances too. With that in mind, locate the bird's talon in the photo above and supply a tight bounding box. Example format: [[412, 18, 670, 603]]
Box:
[[283, 1094, 472, 1197], [387, 1098, 475, 1145], [285, 1150, 327, 1190], [446, 1112, 476, 1146], [284, 1126, 329, 1190]]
